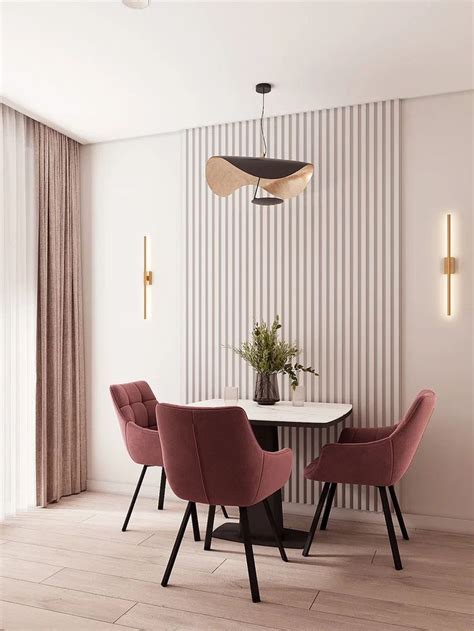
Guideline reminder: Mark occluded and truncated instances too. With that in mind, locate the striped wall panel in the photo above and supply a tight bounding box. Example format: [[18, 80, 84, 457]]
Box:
[[185, 100, 401, 511]]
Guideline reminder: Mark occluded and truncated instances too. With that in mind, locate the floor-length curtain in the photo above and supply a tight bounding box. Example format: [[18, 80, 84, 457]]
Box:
[[34, 122, 86, 507], [0, 105, 37, 518]]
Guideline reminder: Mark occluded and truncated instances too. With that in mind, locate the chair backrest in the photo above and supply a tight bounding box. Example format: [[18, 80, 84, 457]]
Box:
[[110, 381, 158, 446], [155, 403, 264, 506], [390, 389, 436, 484]]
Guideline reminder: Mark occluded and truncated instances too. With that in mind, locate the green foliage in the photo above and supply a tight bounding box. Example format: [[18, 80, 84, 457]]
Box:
[[231, 316, 318, 389], [283, 362, 319, 390]]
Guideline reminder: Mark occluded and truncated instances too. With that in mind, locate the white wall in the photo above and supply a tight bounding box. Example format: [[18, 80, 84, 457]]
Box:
[[81, 132, 184, 493], [82, 91, 473, 530], [401, 91, 473, 524]]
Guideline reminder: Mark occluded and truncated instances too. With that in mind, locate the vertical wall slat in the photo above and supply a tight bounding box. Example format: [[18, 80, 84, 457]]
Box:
[[393, 100, 401, 425]]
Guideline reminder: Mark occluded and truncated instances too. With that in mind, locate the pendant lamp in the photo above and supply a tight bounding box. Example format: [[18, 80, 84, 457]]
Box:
[[206, 83, 314, 206]]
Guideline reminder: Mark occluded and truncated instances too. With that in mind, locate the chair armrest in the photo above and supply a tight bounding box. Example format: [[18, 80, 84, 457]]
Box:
[[338, 424, 398, 444], [125, 422, 164, 467], [315, 439, 393, 486], [252, 448, 293, 505]]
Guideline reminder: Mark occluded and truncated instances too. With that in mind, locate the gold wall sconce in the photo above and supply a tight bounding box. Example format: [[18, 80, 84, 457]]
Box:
[[143, 235, 153, 320], [443, 213, 455, 316]]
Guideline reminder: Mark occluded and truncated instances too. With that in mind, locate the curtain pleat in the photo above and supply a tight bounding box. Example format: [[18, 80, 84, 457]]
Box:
[[34, 122, 86, 506]]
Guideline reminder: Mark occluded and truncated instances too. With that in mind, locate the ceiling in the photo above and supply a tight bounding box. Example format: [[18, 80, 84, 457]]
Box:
[[1, 1, 472, 144]]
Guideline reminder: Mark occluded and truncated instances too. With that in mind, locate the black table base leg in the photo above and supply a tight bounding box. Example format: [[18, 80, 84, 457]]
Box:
[[246, 425, 284, 538], [211, 522, 308, 549], [212, 423, 307, 549]]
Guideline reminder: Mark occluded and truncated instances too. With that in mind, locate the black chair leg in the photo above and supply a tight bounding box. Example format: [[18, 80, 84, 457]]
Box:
[[302, 482, 330, 557], [379, 486, 403, 570], [239, 507, 260, 603], [190, 502, 201, 542], [122, 465, 147, 532], [161, 501, 193, 586], [320, 482, 337, 530], [221, 505, 229, 519], [262, 499, 288, 562], [204, 505, 216, 551], [389, 485, 409, 540], [157, 468, 166, 510]]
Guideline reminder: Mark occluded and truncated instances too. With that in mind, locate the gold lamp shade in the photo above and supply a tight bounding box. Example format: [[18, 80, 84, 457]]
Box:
[[206, 156, 314, 202]]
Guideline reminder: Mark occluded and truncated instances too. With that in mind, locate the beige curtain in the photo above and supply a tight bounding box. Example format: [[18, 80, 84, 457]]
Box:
[[34, 122, 86, 506]]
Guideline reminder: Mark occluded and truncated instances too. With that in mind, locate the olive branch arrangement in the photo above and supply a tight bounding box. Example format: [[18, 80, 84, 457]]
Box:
[[231, 316, 318, 390]]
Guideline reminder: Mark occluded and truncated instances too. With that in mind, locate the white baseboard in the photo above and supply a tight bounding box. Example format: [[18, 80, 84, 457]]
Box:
[[87, 478, 180, 502], [282, 501, 474, 535], [87, 479, 474, 535]]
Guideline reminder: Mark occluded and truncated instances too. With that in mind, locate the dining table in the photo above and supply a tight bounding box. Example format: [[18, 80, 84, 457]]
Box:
[[191, 398, 353, 549]]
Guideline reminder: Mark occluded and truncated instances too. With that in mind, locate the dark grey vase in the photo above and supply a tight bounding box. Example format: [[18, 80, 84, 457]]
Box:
[[254, 373, 280, 405]]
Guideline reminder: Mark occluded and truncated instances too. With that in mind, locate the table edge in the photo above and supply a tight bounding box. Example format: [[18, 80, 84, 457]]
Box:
[[248, 407, 352, 428]]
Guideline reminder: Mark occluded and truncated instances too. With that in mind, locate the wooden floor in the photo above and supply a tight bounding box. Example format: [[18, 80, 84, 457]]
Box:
[[0, 492, 472, 630]]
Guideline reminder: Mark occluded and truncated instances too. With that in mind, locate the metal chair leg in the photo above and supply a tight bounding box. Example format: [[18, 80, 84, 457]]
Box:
[[262, 498, 288, 562], [122, 465, 147, 532], [389, 485, 409, 540], [190, 502, 201, 542], [220, 505, 229, 519], [157, 468, 166, 510], [302, 482, 330, 557], [239, 507, 260, 603], [379, 486, 403, 570], [161, 502, 193, 586], [204, 505, 216, 550], [320, 482, 337, 530]]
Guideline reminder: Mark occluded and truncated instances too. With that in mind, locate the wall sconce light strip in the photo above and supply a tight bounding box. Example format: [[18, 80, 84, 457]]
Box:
[[443, 213, 455, 317], [144, 236, 153, 319]]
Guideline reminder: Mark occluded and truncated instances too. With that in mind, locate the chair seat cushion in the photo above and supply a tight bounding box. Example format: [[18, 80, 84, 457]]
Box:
[[304, 425, 397, 483], [304, 391, 436, 487], [126, 422, 163, 467]]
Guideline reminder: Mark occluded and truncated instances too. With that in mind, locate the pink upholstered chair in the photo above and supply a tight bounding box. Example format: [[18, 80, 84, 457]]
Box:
[[110, 381, 201, 537], [303, 390, 436, 569], [155, 403, 293, 603]]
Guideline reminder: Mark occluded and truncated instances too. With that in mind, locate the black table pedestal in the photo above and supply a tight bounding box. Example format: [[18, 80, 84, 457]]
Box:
[[211, 522, 308, 549], [211, 422, 307, 550]]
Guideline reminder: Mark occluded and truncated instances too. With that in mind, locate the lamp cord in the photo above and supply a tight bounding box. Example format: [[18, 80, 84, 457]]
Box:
[[253, 90, 267, 201]]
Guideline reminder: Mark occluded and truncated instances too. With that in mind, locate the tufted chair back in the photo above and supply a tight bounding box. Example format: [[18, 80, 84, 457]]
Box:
[[110, 381, 163, 466]]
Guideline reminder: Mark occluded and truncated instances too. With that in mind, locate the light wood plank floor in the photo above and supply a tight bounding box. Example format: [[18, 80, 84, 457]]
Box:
[[0, 492, 473, 630]]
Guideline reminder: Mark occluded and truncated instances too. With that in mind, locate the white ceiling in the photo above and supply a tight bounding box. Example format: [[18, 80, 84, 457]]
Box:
[[1, 1, 472, 144]]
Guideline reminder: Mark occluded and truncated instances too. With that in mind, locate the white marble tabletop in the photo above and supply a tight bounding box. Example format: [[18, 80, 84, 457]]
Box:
[[190, 399, 352, 428]]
